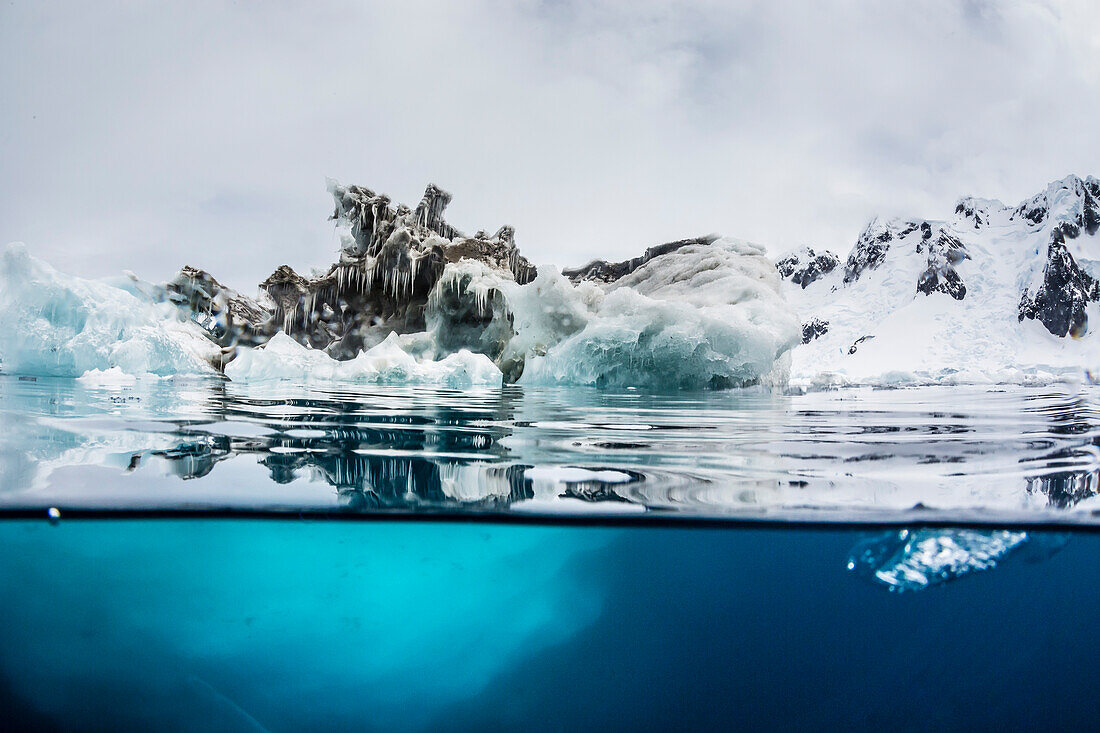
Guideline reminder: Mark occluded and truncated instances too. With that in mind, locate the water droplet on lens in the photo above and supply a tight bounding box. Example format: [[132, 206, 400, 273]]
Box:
[[47, 507, 61, 525]]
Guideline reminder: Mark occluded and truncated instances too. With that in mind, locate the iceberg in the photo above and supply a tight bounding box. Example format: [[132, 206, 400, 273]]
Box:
[[846, 528, 1030, 592], [166, 181, 800, 390], [0, 243, 220, 378], [519, 240, 800, 389]]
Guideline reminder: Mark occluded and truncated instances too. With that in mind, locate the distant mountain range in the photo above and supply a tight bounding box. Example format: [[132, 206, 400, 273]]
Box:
[[776, 175, 1098, 385]]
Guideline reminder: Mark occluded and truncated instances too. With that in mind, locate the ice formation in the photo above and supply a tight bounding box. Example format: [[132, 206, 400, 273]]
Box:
[[520, 239, 800, 389], [0, 243, 220, 377], [170, 181, 799, 390], [224, 332, 502, 388], [778, 175, 1100, 387], [5, 174, 1098, 389], [846, 528, 1030, 592]]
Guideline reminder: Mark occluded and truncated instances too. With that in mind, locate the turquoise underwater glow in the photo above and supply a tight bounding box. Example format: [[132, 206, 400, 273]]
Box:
[[2, 519, 1100, 730]]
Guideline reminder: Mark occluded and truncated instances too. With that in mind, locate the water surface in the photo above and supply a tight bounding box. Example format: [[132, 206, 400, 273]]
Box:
[[2, 376, 1097, 524]]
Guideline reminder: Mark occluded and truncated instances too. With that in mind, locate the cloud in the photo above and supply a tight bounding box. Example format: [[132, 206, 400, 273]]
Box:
[[2, 0, 1098, 290]]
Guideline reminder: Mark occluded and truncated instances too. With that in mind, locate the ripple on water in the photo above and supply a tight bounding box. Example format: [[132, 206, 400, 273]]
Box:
[[0, 377, 1096, 524]]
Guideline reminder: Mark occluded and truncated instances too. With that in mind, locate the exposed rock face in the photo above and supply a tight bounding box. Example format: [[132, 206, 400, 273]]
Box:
[[781, 174, 1099, 385], [563, 234, 719, 284], [843, 219, 898, 284], [331, 181, 535, 284], [953, 197, 1000, 230], [1012, 175, 1100, 234], [172, 182, 538, 364], [1014, 177, 1100, 337], [848, 334, 874, 355], [801, 318, 829, 344], [1019, 224, 1099, 337], [261, 181, 536, 359], [916, 224, 969, 300], [776, 247, 840, 288], [165, 266, 273, 348], [824, 217, 972, 299]]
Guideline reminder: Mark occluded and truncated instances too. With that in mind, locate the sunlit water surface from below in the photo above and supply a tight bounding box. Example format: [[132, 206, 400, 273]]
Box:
[[1, 376, 1097, 524]]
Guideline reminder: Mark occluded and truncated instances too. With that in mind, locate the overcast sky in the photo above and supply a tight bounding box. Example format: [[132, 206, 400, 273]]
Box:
[[3, 1, 1099, 291]]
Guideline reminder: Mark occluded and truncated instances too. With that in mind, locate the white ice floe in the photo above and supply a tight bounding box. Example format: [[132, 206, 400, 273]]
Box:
[[224, 331, 502, 388]]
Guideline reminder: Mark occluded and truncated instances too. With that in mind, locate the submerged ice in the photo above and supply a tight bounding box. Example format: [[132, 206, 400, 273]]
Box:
[[846, 529, 1030, 592], [846, 528, 1073, 593]]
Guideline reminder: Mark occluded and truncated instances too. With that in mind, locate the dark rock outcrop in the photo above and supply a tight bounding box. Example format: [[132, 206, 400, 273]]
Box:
[[776, 247, 840, 288], [843, 220, 896, 284], [1012, 175, 1100, 235], [166, 266, 273, 348], [848, 334, 874, 355], [916, 226, 969, 300], [264, 181, 536, 359], [161, 181, 541, 371], [1013, 176, 1100, 337], [178, 182, 538, 364], [563, 234, 719, 284], [954, 195, 1007, 230], [1019, 223, 1099, 337], [801, 318, 829, 344]]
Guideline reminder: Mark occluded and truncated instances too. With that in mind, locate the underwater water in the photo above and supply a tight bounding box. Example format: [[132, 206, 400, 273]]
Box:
[[1, 375, 1099, 730], [1, 519, 1099, 731]]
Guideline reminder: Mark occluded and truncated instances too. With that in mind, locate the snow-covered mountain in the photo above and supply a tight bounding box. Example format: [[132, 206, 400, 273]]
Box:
[[778, 175, 1100, 386]]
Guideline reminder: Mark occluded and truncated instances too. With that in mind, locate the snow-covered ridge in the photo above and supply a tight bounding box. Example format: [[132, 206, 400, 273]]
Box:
[[777, 174, 1100, 387]]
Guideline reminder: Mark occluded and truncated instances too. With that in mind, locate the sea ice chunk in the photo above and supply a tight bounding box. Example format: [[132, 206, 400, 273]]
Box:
[[224, 331, 502, 388]]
